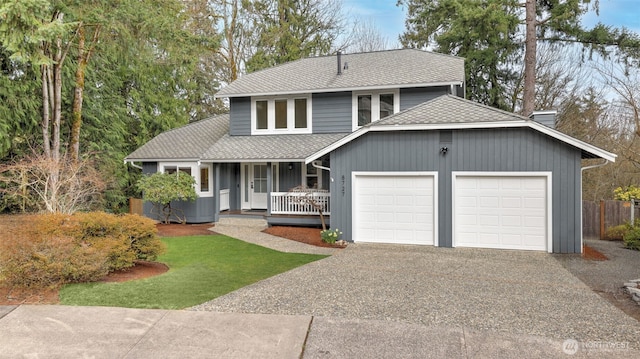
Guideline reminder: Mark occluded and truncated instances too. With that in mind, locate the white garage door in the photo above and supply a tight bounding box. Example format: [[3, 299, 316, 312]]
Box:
[[353, 173, 436, 245], [454, 174, 550, 251]]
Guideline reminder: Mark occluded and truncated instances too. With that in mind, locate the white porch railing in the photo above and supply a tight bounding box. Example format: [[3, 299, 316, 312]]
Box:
[[271, 192, 330, 215], [220, 189, 230, 211]]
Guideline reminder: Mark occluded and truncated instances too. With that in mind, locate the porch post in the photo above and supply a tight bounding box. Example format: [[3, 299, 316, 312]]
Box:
[[213, 163, 220, 223], [266, 162, 272, 216]]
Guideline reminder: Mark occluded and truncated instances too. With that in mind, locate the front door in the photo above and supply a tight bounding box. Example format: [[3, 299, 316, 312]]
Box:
[[250, 163, 268, 209]]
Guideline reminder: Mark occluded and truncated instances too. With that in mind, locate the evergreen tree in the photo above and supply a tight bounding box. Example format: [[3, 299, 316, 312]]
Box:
[[399, 0, 640, 114]]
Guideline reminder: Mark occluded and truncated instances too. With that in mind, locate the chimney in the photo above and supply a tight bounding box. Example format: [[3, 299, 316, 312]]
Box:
[[530, 110, 557, 129], [337, 51, 342, 75]]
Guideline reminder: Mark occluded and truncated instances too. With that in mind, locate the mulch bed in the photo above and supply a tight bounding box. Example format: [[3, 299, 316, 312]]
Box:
[[155, 223, 218, 237], [583, 244, 609, 261], [263, 226, 347, 248]]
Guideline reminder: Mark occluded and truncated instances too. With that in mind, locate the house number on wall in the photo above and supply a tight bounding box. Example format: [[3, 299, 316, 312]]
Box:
[[341, 175, 345, 196]]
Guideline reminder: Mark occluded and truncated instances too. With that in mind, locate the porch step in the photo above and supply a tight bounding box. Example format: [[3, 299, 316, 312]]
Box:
[[217, 217, 268, 229]]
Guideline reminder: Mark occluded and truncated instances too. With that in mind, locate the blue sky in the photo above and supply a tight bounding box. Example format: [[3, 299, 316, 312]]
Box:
[[344, 0, 640, 47]]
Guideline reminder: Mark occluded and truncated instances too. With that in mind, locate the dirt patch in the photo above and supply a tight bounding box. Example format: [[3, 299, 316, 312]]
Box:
[[101, 261, 169, 283], [263, 226, 346, 248], [155, 223, 217, 237], [0, 286, 59, 305], [583, 244, 608, 261]]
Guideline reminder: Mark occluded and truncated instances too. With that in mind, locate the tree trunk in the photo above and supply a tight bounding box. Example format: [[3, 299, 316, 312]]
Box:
[[522, 0, 537, 116], [70, 26, 86, 163], [41, 64, 51, 159]]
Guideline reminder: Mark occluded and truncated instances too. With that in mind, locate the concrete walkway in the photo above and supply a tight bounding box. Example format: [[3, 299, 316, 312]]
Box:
[[213, 217, 338, 255], [1, 305, 637, 358]]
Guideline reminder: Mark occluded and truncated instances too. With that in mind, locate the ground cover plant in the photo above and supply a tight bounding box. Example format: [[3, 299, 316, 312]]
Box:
[[59, 234, 327, 309]]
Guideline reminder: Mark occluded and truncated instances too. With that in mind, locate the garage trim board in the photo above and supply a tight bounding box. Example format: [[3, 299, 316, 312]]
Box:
[[452, 172, 553, 253], [352, 172, 438, 246]]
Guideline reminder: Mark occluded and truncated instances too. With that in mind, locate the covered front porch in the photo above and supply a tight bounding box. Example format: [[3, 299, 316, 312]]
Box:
[[211, 158, 331, 226]]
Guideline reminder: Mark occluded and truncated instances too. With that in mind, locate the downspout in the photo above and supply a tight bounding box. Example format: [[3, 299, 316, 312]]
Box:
[[580, 159, 610, 252], [124, 160, 143, 170], [311, 161, 333, 183]]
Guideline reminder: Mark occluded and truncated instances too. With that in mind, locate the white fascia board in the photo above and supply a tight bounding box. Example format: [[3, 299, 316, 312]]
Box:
[[527, 121, 617, 162], [216, 81, 464, 99], [124, 158, 200, 163], [200, 158, 305, 163], [306, 120, 617, 163], [305, 128, 371, 164]]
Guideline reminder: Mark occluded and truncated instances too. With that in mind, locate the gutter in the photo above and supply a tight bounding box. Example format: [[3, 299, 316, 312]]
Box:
[[124, 159, 143, 170], [311, 161, 334, 183]]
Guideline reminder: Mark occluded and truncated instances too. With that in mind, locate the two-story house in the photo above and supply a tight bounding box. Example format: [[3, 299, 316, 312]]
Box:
[[126, 48, 615, 254]]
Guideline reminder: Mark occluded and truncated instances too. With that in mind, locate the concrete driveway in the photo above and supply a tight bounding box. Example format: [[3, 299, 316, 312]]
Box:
[[194, 243, 640, 351]]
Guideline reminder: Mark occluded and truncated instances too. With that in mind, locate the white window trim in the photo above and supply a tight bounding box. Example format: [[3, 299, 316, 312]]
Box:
[[158, 162, 213, 198], [251, 95, 312, 135], [352, 89, 400, 131], [301, 161, 323, 190]]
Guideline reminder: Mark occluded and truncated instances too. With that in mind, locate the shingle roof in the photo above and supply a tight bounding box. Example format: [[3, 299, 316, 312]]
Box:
[[201, 133, 349, 161], [125, 114, 229, 161], [372, 95, 527, 127], [305, 95, 616, 163], [216, 49, 465, 97]]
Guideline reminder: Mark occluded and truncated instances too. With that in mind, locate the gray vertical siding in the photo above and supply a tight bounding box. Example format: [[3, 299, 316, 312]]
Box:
[[330, 128, 583, 253], [140, 161, 215, 223], [312, 92, 352, 133], [229, 97, 251, 135], [279, 162, 303, 191], [142, 162, 157, 174], [330, 131, 440, 238], [144, 197, 215, 224], [400, 86, 451, 110]]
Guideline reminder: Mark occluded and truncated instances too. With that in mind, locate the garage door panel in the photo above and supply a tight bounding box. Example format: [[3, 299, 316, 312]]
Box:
[[454, 175, 548, 251], [354, 174, 435, 245]]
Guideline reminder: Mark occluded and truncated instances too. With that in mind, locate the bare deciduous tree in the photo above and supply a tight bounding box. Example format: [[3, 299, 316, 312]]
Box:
[[287, 185, 329, 231], [0, 153, 106, 214]]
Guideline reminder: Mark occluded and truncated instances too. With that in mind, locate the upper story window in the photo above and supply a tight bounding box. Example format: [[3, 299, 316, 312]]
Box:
[[251, 95, 312, 134], [352, 90, 399, 131]]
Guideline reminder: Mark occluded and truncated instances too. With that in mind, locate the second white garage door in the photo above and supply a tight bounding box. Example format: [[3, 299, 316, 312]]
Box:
[[453, 173, 550, 252], [353, 173, 436, 245]]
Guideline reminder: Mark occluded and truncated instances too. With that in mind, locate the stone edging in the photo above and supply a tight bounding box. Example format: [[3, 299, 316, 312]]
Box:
[[624, 279, 640, 304]]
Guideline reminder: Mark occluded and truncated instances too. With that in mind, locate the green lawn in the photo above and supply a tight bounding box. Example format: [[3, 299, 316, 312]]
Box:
[[59, 235, 327, 309]]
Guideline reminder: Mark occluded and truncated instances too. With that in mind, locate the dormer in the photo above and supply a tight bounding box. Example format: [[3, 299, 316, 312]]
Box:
[[216, 49, 465, 136]]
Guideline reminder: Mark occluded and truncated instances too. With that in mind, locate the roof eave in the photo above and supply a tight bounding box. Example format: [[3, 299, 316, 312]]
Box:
[[215, 81, 465, 99], [201, 158, 306, 163], [124, 157, 202, 163], [305, 121, 617, 163]]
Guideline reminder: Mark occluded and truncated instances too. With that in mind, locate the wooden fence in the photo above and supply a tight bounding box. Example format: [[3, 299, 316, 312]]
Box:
[[129, 198, 144, 216], [583, 200, 640, 239]]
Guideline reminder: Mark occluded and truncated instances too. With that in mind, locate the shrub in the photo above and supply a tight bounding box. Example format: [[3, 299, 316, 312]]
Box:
[[320, 228, 343, 244], [605, 224, 629, 241], [0, 233, 108, 288], [137, 172, 197, 224], [0, 212, 165, 288], [623, 227, 640, 251], [67, 212, 164, 270]]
